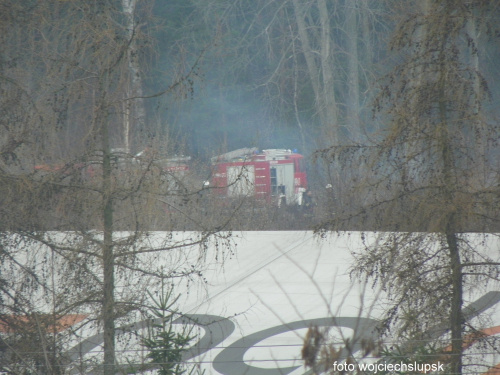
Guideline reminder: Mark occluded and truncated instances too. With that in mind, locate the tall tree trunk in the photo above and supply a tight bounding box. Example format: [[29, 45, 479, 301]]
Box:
[[317, 0, 339, 144], [448, 230, 463, 375], [291, 0, 321, 108], [292, 0, 339, 145], [123, 0, 146, 152], [465, 18, 480, 118], [98, 74, 116, 375], [438, 47, 463, 374], [345, 0, 359, 140], [290, 23, 307, 151], [360, 0, 373, 71]]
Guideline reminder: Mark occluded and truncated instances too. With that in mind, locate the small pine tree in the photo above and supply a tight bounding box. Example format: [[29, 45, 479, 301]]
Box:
[[142, 287, 193, 375]]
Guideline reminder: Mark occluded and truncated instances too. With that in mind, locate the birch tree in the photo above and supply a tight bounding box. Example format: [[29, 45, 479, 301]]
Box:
[[185, 0, 384, 154]]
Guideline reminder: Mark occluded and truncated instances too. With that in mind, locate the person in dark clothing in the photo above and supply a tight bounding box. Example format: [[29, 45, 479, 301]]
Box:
[[302, 189, 315, 214]]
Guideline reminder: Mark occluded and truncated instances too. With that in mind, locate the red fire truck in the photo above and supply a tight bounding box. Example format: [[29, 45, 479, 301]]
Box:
[[210, 148, 308, 206], [34, 151, 191, 188]]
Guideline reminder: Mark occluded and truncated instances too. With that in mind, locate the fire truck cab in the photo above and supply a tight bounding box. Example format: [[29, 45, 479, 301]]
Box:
[[210, 148, 308, 206]]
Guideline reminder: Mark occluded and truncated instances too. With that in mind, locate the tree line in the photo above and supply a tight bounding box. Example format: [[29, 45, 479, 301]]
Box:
[[1, 0, 500, 374]]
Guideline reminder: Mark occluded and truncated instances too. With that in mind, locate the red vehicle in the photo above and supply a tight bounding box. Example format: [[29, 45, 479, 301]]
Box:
[[33, 151, 191, 189], [210, 148, 308, 206]]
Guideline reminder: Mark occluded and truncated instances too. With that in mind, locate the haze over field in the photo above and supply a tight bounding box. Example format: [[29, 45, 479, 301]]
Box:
[[1, 1, 500, 374]]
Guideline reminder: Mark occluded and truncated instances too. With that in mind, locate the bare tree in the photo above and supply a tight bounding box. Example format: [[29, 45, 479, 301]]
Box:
[[0, 1, 234, 374], [185, 0, 385, 156], [314, 1, 500, 374]]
